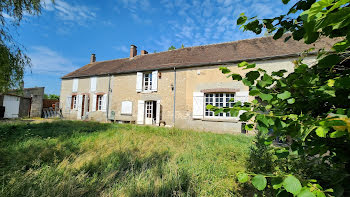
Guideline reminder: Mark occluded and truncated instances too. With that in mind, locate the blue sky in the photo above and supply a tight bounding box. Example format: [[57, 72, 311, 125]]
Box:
[[10, 0, 296, 95]]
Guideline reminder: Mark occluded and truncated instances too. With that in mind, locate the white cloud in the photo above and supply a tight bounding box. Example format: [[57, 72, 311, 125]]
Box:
[[42, 0, 96, 26], [27, 46, 78, 76], [117, 0, 153, 24]]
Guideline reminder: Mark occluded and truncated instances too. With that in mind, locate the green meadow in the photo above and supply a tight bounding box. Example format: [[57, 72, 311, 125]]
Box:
[[0, 120, 252, 196]]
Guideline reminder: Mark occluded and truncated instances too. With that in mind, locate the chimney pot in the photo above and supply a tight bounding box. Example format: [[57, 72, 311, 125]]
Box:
[[130, 45, 137, 58], [141, 50, 148, 55], [90, 54, 96, 63]]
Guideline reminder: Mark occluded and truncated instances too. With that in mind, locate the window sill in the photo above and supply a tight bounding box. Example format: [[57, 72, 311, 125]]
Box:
[[201, 117, 239, 123], [121, 113, 132, 116], [140, 90, 157, 94]]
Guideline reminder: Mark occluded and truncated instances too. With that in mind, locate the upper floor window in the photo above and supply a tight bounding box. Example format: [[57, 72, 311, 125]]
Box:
[[136, 71, 158, 92], [204, 93, 235, 117]]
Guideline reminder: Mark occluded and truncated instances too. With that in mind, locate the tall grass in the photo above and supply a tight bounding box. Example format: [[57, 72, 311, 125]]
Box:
[[0, 120, 252, 196]]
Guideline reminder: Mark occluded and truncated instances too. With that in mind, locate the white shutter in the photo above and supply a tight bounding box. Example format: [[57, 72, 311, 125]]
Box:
[[90, 77, 97, 92], [151, 70, 158, 92], [77, 95, 83, 119], [92, 94, 97, 112], [65, 96, 72, 110], [137, 100, 145, 124], [72, 78, 79, 92], [121, 101, 132, 115], [156, 100, 161, 125], [101, 94, 107, 112], [136, 72, 143, 92], [234, 91, 249, 119], [193, 92, 204, 119]]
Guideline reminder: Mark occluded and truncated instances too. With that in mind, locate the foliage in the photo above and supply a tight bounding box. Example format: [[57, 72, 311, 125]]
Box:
[[215, 0, 350, 196], [0, 0, 52, 93], [0, 120, 253, 196], [44, 94, 59, 100], [168, 45, 176, 51]]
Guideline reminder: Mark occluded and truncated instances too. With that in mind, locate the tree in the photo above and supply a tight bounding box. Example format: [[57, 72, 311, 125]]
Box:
[[213, 0, 350, 196], [0, 0, 53, 93], [44, 94, 59, 100], [168, 45, 176, 51]]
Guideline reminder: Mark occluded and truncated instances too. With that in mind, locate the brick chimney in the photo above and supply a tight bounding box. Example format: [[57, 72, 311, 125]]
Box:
[[141, 50, 148, 55], [130, 45, 137, 58], [90, 54, 96, 63]]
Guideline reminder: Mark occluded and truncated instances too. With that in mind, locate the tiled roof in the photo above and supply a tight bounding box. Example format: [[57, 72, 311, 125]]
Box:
[[62, 35, 336, 79]]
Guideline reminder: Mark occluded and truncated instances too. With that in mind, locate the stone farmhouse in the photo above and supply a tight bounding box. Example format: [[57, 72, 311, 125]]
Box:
[[60, 36, 334, 134]]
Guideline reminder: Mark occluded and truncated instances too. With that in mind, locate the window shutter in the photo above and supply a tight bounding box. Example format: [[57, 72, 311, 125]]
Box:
[[90, 77, 97, 92], [151, 70, 158, 92], [156, 100, 161, 125], [72, 78, 79, 92], [193, 92, 204, 119], [77, 95, 83, 119], [234, 91, 249, 119], [101, 94, 107, 112], [66, 96, 72, 111], [92, 94, 97, 112], [137, 100, 145, 124], [121, 101, 132, 115], [136, 72, 143, 92]]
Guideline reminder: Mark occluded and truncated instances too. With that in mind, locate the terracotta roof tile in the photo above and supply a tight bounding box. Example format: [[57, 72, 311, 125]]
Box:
[[62, 35, 337, 79]]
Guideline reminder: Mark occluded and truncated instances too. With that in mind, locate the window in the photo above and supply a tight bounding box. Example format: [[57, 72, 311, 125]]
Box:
[[71, 95, 77, 109], [205, 93, 235, 117], [143, 73, 152, 91], [97, 95, 103, 111]]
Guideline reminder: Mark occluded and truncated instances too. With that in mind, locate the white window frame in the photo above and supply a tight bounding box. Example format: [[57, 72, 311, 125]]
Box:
[[97, 95, 103, 111], [143, 72, 152, 91], [72, 95, 77, 109], [204, 93, 236, 119]]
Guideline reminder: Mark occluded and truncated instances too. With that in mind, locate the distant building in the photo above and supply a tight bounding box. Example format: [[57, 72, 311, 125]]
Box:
[[0, 87, 44, 119]]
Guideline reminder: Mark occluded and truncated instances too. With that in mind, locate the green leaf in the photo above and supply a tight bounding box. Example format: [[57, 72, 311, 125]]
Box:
[[297, 187, 315, 197], [282, 0, 290, 4], [231, 74, 243, 81], [240, 112, 255, 121], [206, 104, 214, 110], [246, 71, 260, 81], [330, 130, 347, 138], [238, 61, 249, 67], [245, 124, 254, 131], [283, 175, 302, 195], [274, 28, 284, 40], [277, 91, 291, 100], [287, 98, 295, 104], [259, 93, 273, 101], [271, 177, 284, 189], [237, 16, 247, 25], [315, 126, 329, 138], [252, 175, 267, 191], [318, 54, 341, 68], [249, 89, 260, 96], [219, 67, 231, 74], [237, 172, 249, 183]]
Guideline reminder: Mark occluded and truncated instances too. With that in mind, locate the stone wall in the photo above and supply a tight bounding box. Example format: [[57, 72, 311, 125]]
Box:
[[22, 87, 44, 117]]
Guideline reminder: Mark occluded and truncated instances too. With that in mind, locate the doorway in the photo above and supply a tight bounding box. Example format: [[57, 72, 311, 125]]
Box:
[[145, 101, 157, 125]]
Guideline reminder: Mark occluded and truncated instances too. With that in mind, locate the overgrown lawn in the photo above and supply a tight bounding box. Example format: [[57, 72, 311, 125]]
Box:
[[0, 120, 252, 196]]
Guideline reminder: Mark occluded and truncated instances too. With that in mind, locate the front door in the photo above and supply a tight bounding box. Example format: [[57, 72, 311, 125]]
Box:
[[145, 101, 153, 125]]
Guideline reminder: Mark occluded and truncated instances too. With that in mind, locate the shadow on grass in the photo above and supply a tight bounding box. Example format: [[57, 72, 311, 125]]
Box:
[[0, 121, 111, 172]]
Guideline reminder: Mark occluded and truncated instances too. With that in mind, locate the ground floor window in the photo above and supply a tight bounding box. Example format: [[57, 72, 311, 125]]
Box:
[[205, 93, 235, 117], [97, 95, 103, 111], [71, 95, 77, 109]]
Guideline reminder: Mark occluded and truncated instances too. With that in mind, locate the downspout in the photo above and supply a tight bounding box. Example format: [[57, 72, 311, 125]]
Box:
[[173, 67, 176, 126], [106, 74, 111, 121]]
